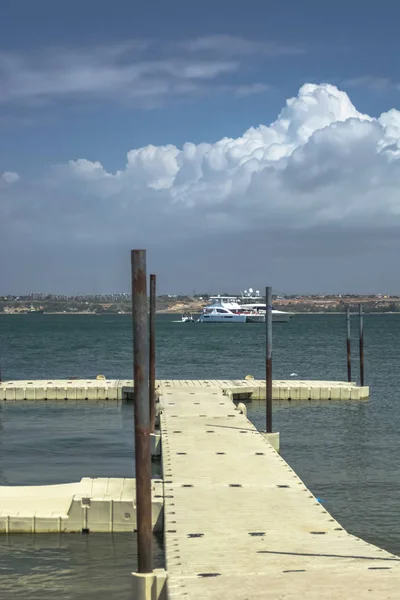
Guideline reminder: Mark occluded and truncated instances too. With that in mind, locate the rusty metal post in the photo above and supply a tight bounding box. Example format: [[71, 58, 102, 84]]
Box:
[[359, 303, 364, 386], [149, 274, 156, 434], [266, 286, 273, 433], [131, 250, 153, 574], [346, 305, 352, 383]]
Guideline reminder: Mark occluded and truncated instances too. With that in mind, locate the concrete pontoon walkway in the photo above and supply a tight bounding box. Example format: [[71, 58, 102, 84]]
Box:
[[0, 378, 369, 401], [0, 478, 163, 533], [159, 386, 400, 599]]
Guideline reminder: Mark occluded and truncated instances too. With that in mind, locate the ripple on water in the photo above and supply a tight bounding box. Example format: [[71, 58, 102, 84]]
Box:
[[0, 313, 400, 596], [0, 534, 164, 600]]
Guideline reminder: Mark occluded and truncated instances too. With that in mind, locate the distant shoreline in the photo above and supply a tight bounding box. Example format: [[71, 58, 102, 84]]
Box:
[[1, 311, 400, 316]]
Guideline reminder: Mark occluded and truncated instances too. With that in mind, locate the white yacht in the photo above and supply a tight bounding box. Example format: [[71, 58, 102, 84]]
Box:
[[197, 293, 294, 323], [240, 303, 294, 322], [197, 299, 248, 323], [239, 289, 294, 322]]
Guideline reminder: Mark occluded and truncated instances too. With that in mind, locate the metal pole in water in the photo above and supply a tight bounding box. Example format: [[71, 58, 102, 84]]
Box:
[[346, 305, 352, 383], [131, 249, 153, 574], [359, 303, 365, 386], [266, 286, 273, 433], [149, 273, 156, 434]]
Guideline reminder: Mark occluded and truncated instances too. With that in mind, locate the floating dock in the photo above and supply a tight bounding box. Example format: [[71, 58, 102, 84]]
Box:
[[158, 385, 400, 599], [0, 478, 163, 533], [1, 378, 398, 598], [0, 378, 369, 401]]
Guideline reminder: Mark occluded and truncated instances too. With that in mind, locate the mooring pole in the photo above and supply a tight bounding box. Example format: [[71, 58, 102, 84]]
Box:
[[266, 286, 273, 433], [346, 305, 352, 383], [149, 273, 156, 434], [359, 303, 365, 386], [131, 249, 153, 574]]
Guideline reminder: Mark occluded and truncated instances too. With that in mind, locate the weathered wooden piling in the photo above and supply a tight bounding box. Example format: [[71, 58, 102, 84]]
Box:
[[149, 273, 156, 434], [346, 305, 352, 383], [266, 286, 273, 433], [131, 249, 153, 574], [359, 303, 365, 386]]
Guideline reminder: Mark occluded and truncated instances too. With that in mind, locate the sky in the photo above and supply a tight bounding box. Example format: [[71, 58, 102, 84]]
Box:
[[2, 0, 400, 295]]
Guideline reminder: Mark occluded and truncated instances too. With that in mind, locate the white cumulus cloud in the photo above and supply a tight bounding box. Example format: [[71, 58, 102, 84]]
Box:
[[3, 83, 400, 251]]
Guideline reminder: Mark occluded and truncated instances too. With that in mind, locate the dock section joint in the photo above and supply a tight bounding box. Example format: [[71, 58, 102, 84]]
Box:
[[150, 432, 161, 458], [261, 431, 280, 453], [132, 568, 167, 600]]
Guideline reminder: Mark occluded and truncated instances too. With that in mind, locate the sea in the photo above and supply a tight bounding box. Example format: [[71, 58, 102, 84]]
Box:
[[0, 313, 399, 599]]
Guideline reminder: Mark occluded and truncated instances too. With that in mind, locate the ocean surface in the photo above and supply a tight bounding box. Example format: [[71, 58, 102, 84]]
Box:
[[0, 313, 400, 598]]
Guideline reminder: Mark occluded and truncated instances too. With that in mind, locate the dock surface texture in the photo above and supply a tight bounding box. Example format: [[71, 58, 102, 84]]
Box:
[[0, 478, 163, 533], [159, 386, 400, 599], [0, 378, 369, 401]]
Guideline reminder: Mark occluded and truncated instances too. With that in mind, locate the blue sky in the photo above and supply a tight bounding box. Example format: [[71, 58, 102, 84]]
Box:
[[2, 0, 398, 172], [2, 0, 400, 294]]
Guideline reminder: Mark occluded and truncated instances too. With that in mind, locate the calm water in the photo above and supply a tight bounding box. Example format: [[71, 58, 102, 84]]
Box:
[[0, 313, 400, 597]]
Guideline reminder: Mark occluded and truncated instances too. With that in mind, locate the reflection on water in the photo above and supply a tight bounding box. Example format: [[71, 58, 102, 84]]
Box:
[[0, 534, 164, 600]]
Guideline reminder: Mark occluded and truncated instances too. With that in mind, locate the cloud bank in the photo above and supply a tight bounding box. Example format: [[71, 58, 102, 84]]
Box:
[[2, 83, 400, 292], [0, 36, 297, 107]]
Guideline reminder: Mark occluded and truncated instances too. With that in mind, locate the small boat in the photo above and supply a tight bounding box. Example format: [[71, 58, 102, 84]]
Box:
[[181, 312, 195, 323], [26, 305, 44, 314]]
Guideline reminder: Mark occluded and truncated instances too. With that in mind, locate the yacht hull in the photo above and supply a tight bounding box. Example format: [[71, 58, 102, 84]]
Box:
[[197, 314, 247, 323], [245, 314, 265, 323], [245, 313, 293, 323]]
